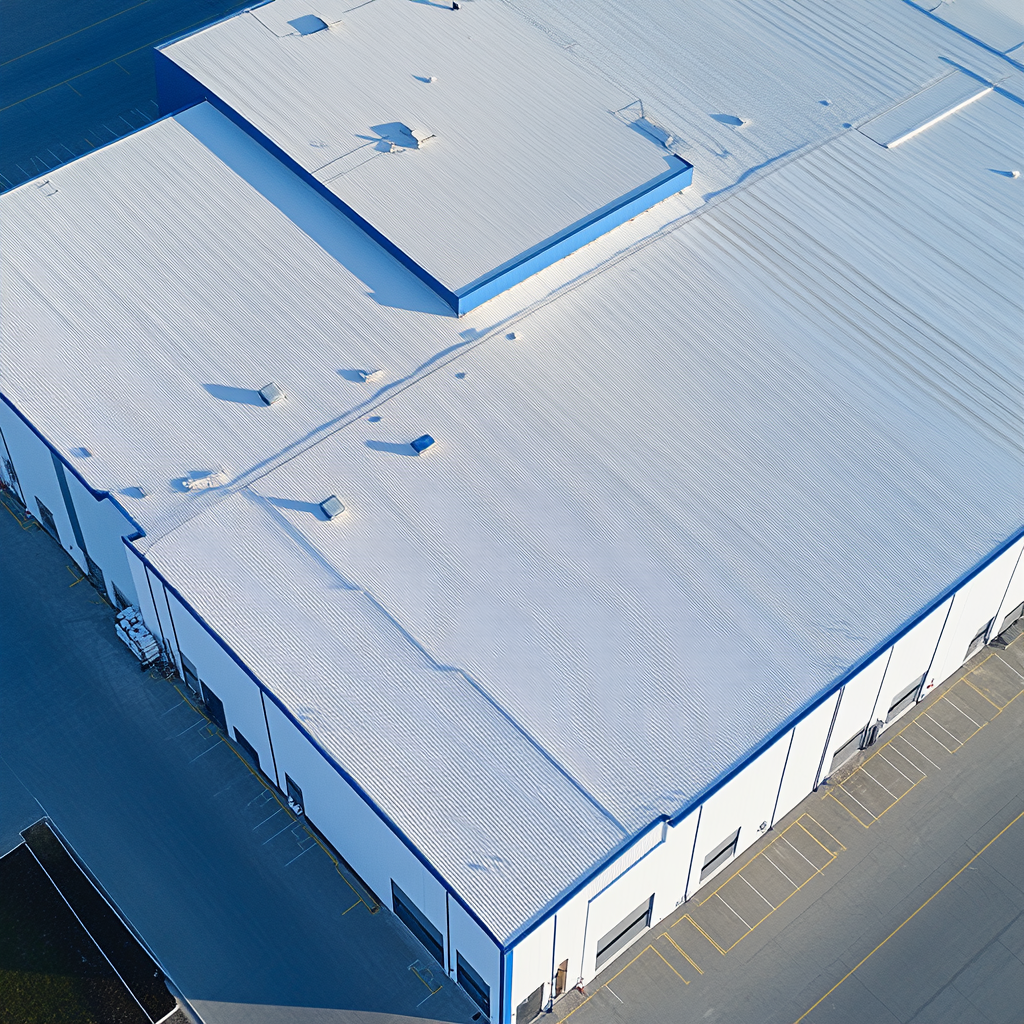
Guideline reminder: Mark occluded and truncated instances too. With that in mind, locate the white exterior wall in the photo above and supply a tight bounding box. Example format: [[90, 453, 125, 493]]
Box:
[[993, 541, 1024, 635], [0, 401, 84, 570], [772, 693, 839, 824], [928, 547, 1022, 689], [509, 537, 1024, 1018], [63, 468, 140, 607]]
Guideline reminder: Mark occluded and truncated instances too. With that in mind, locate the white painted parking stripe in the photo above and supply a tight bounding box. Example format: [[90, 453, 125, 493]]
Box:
[[781, 834, 821, 872], [884, 741, 929, 776], [944, 697, 982, 729], [914, 718, 955, 754], [740, 873, 775, 909], [922, 712, 963, 747], [892, 731, 941, 770], [857, 765, 898, 800], [761, 851, 799, 889], [715, 892, 751, 930], [875, 751, 915, 785], [838, 785, 878, 820]]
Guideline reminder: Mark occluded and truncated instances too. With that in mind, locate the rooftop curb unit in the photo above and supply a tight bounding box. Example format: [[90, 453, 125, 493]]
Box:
[[154, 0, 692, 315]]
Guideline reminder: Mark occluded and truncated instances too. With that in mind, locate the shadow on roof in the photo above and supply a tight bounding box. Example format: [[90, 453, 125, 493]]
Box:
[[177, 104, 453, 318]]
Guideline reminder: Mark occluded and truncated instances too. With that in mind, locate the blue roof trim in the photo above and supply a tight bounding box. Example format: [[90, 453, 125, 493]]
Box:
[[505, 522, 1024, 947], [154, 0, 273, 52], [0, 391, 146, 542], [126, 540, 505, 952], [454, 158, 693, 314]]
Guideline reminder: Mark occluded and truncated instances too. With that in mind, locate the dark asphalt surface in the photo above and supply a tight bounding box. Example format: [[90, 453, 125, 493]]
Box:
[[0, 0, 247, 189], [554, 626, 1024, 1023], [0, 498, 478, 1024]]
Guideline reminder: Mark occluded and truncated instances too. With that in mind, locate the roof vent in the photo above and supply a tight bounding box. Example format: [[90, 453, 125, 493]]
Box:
[[320, 495, 346, 520], [356, 369, 383, 384], [183, 469, 228, 491], [259, 382, 287, 406], [411, 434, 435, 454], [407, 128, 436, 148]]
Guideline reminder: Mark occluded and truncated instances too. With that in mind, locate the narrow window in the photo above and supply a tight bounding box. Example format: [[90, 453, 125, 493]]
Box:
[[180, 655, 201, 697], [1000, 601, 1024, 636], [391, 882, 444, 966], [200, 681, 227, 733], [285, 774, 304, 815], [887, 674, 925, 722], [965, 619, 993, 661], [701, 829, 740, 881], [234, 728, 260, 770], [516, 983, 544, 1023], [595, 895, 654, 968], [456, 951, 490, 1018], [554, 958, 568, 998], [84, 553, 106, 598], [35, 498, 58, 539], [829, 728, 866, 776]]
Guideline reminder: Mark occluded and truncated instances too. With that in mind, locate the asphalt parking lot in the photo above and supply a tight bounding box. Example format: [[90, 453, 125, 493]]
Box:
[[0, 0, 248, 190], [0, 495, 480, 1024], [555, 621, 1024, 1024]]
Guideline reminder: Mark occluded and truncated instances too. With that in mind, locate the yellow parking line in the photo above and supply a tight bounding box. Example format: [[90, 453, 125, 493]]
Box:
[[683, 914, 726, 955], [800, 814, 846, 854], [661, 931, 702, 974], [826, 790, 869, 828], [961, 676, 1003, 711], [793, 808, 1024, 1023], [560, 944, 686, 1020]]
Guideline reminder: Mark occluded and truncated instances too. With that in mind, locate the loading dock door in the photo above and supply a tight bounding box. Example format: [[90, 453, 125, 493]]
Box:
[[200, 682, 227, 733]]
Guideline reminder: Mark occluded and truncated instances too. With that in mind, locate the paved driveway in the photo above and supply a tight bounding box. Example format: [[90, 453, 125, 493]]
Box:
[[554, 622, 1024, 1024], [0, 497, 477, 1024]]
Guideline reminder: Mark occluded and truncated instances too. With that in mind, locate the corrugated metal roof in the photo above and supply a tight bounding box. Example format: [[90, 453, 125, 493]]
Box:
[[161, 0, 687, 293], [3, 0, 1023, 941], [149, 90, 1023, 937]]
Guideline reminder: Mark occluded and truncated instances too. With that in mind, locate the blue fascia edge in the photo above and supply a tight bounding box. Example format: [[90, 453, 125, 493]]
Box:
[[153, 54, 692, 318], [152, 58, 462, 313], [154, 0, 274, 53], [0, 391, 146, 542], [503, 520, 1024, 948], [126, 540, 507, 955], [1, 385, 504, 952], [454, 159, 693, 315]]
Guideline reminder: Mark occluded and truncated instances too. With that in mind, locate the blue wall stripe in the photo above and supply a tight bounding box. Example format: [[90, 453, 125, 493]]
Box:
[[52, 451, 87, 553]]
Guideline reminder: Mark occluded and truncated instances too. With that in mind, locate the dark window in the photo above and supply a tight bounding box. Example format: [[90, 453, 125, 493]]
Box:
[[234, 728, 260, 770], [516, 983, 544, 1023], [180, 655, 201, 696], [887, 675, 925, 722], [829, 728, 866, 776], [1000, 601, 1024, 636], [200, 681, 227, 733], [391, 882, 444, 966], [554, 958, 568, 999], [596, 895, 654, 968], [84, 554, 106, 598], [285, 774, 304, 815], [35, 498, 58, 539], [456, 952, 490, 1018], [112, 583, 132, 611], [965, 619, 993, 661], [701, 829, 740, 882]]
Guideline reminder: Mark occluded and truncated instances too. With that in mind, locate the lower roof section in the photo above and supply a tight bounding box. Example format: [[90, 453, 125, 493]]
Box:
[[146, 88, 1024, 939]]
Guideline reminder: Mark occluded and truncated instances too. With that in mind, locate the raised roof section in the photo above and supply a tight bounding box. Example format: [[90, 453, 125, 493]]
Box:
[[157, 0, 692, 314]]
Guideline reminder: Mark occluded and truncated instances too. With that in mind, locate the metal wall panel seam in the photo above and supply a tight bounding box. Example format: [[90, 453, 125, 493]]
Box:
[[122, 538, 505, 951]]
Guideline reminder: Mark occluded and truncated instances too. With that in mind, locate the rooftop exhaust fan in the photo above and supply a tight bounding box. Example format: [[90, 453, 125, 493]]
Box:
[[411, 434, 435, 454], [259, 382, 287, 406], [320, 495, 346, 520]]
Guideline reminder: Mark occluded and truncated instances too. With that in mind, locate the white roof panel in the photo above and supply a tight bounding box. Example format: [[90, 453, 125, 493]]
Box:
[[161, 0, 688, 293], [147, 91, 1024, 936]]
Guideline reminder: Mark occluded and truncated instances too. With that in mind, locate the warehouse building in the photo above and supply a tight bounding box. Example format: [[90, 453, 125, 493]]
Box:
[[2, 1, 1023, 1021]]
